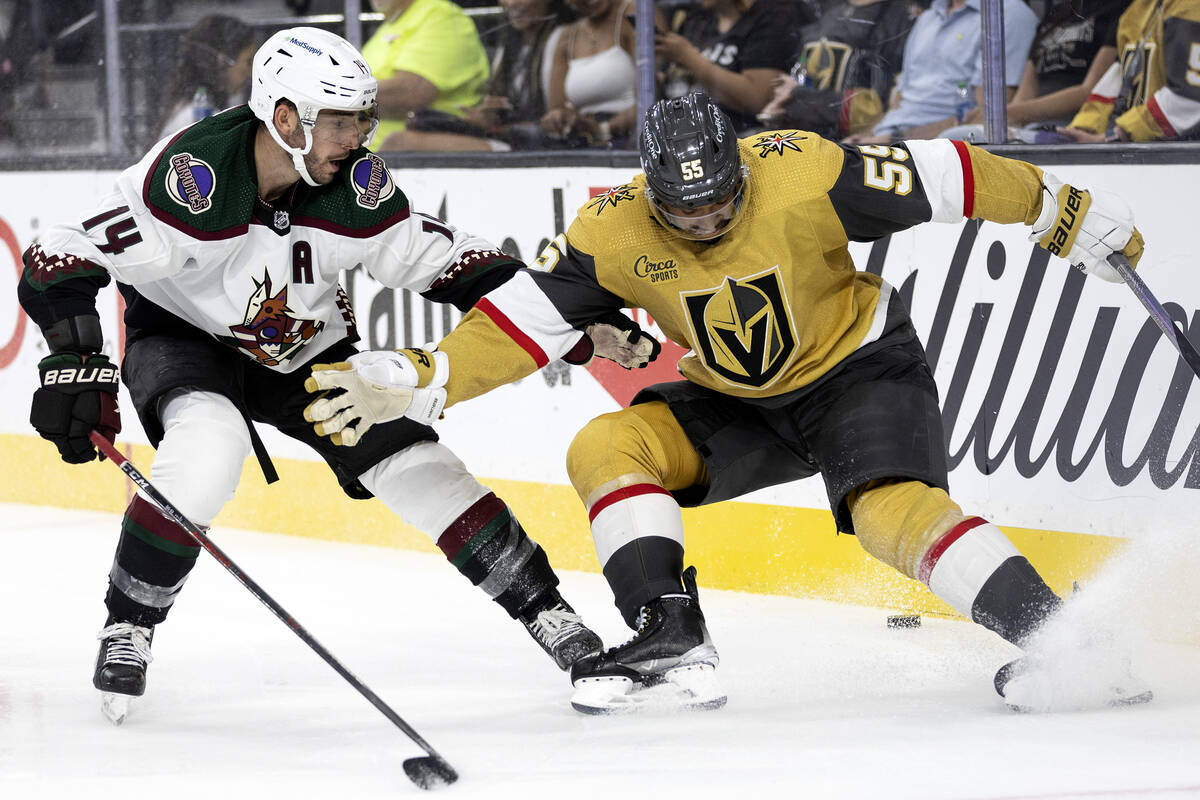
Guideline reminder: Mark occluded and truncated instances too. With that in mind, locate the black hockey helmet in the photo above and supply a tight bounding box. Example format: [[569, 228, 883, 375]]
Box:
[[640, 92, 748, 240]]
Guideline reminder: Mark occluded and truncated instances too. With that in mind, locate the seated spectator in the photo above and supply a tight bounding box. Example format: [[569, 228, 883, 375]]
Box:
[[540, 0, 639, 148], [658, 0, 814, 135], [152, 16, 258, 145], [388, 0, 574, 150], [939, 0, 1122, 143], [845, 0, 1038, 144], [757, 0, 921, 139], [1059, 0, 1200, 142], [363, 0, 490, 150]]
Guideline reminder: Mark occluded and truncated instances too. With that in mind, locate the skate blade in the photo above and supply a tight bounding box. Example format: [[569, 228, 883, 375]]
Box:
[[100, 692, 133, 725], [571, 662, 727, 715], [1002, 677, 1154, 714]]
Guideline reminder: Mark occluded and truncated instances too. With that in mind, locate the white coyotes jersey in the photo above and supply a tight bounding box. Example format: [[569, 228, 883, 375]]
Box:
[[29, 106, 515, 372]]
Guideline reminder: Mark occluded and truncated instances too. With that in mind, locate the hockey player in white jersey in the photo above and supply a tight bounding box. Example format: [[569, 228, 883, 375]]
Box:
[[17, 27, 618, 723]]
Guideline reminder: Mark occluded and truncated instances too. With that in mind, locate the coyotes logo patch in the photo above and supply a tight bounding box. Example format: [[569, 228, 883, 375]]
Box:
[[218, 270, 324, 366], [681, 267, 796, 388]]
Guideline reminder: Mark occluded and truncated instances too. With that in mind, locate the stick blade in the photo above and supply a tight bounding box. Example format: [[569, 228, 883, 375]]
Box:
[[403, 756, 458, 790]]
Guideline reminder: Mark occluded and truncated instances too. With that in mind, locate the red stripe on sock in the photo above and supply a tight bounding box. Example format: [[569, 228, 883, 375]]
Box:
[[918, 516, 988, 586], [588, 484, 671, 523], [951, 139, 974, 218], [477, 297, 549, 368], [436, 492, 508, 560], [126, 495, 198, 548]]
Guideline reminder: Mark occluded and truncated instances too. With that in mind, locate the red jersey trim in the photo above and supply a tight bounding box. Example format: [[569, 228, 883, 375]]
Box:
[[951, 139, 975, 218], [476, 297, 549, 368]]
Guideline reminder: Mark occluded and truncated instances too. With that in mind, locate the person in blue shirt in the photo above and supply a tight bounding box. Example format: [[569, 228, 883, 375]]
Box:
[[845, 0, 1038, 143]]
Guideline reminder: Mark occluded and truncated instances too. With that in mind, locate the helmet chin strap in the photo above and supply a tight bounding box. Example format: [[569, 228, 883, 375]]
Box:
[[265, 119, 320, 187]]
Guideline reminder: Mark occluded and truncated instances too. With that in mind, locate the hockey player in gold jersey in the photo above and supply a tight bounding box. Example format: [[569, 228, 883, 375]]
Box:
[[1062, 0, 1200, 141], [306, 92, 1152, 713]]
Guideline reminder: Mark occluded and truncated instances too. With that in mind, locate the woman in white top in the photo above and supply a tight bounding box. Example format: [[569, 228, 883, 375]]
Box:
[[541, 0, 646, 147]]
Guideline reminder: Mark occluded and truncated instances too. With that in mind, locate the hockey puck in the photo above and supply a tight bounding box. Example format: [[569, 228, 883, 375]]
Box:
[[887, 614, 921, 629]]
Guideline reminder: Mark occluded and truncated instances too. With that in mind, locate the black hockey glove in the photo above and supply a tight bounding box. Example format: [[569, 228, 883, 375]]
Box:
[[564, 311, 661, 369], [30, 353, 122, 463]]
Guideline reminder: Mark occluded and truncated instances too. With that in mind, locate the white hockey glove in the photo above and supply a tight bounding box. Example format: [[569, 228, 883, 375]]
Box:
[[584, 312, 662, 369], [1030, 173, 1145, 282], [303, 349, 448, 446]]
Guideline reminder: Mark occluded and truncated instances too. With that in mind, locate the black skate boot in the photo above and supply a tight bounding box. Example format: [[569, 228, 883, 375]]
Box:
[[520, 590, 603, 670], [94, 617, 155, 725], [569, 566, 726, 714]]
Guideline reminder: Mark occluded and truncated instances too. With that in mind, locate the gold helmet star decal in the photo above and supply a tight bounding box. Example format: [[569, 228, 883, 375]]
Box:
[[586, 183, 638, 214], [752, 131, 807, 158]]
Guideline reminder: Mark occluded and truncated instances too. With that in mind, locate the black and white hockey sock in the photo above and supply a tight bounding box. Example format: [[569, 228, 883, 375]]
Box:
[[920, 517, 1062, 647], [603, 537, 685, 628], [105, 495, 200, 627], [436, 492, 558, 619]]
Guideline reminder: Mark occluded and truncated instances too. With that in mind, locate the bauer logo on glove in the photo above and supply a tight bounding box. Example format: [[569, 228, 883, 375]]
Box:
[[1031, 173, 1144, 282], [1040, 184, 1090, 257], [30, 352, 122, 464]]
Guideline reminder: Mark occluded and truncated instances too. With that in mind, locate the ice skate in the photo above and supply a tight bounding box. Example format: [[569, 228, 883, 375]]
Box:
[[570, 567, 726, 715], [94, 618, 154, 725], [521, 591, 603, 670], [995, 649, 1152, 713]]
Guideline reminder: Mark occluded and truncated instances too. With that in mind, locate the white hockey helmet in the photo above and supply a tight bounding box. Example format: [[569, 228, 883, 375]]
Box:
[[250, 27, 379, 185]]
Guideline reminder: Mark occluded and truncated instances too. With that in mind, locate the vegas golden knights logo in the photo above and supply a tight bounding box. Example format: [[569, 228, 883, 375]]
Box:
[[800, 40, 852, 91], [682, 268, 796, 388]]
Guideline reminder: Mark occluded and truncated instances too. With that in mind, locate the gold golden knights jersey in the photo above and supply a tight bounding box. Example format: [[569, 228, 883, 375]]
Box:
[[1070, 0, 1200, 140], [435, 131, 1046, 407]]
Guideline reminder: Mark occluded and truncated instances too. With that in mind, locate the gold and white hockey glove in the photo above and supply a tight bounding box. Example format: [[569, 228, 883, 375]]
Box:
[[1031, 173, 1145, 282], [303, 349, 448, 446]]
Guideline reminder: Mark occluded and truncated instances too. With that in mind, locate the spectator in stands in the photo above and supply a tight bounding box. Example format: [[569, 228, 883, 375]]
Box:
[[845, 0, 1038, 144], [388, 0, 574, 150], [540, 0, 639, 148], [658, 0, 814, 135], [757, 0, 921, 139], [363, 0, 490, 150], [939, 0, 1123, 143], [1058, 0, 1200, 142], [152, 16, 258, 144]]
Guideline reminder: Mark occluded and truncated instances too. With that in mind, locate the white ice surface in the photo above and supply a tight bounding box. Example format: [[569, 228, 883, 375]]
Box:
[[2, 503, 1199, 799]]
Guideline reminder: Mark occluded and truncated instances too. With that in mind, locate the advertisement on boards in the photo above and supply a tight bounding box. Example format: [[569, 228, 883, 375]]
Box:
[[1, 161, 1197, 545]]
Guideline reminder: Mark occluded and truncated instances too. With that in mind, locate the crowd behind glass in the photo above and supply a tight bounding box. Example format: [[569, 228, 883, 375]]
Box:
[[0, 0, 1193, 160]]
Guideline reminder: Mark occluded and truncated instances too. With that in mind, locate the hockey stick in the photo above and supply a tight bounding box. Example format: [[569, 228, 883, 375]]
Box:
[[1109, 253, 1200, 381], [88, 431, 458, 791]]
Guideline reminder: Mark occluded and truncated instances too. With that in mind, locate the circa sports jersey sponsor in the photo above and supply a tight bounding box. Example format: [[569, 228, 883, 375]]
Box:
[[351, 153, 395, 209], [586, 184, 638, 214], [217, 269, 324, 366], [752, 131, 806, 158], [633, 254, 679, 284], [681, 267, 797, 388], [164, 153, 216, 213]]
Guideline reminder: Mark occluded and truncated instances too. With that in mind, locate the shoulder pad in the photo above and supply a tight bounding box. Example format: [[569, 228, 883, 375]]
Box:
[[143, 106, 259, 238], [740, 130, 846, 208], [294, 150, 412, 235], [571, 178, 657, 253]]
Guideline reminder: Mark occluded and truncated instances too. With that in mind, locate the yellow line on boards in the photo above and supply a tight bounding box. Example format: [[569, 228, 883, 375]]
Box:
[[0, 433, 1125, 617]]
